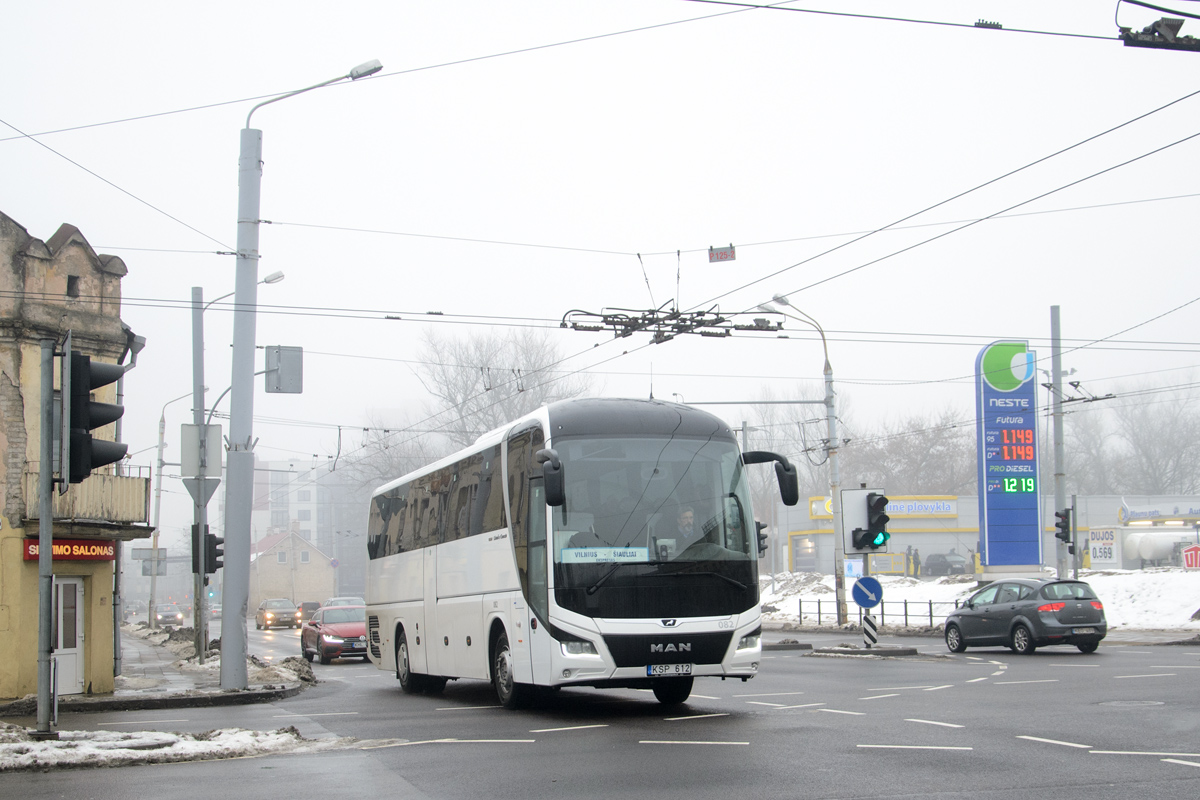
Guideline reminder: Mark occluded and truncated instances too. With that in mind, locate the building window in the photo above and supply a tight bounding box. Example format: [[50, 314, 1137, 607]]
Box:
[[277, 552, 287, 564], [298, 490, 311, 501], [299, 529, 311, 540], [300, 551, 310, 564], [297, 509, 311, 521], [66, 275, 80, 298], [271, 510, 289, 528]]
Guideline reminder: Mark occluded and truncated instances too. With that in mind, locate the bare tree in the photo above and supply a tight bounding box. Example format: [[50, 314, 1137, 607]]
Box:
[[1109, 388, 1200, 494], [841, 408, 976, 495], [1063, 405, 1119, 495], [417, 327, 593, 448]]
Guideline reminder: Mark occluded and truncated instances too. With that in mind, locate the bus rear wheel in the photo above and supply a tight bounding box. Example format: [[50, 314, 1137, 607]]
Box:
[[492, 631, 530, 709], [652, 676, 693, 705]]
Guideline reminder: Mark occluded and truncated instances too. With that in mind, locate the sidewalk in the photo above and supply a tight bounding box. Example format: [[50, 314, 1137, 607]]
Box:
[[0, 629, 305, 720]]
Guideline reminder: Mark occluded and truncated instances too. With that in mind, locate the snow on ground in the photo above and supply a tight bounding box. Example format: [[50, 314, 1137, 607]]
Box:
[[760, 567, 1200, 630], [0, 723, 362, 772]]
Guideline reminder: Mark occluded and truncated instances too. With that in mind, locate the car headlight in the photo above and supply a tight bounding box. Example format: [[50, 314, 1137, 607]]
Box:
[[560, 639, 597, 656], [737, 632, 761, 651], [322, 634, 345, 644], [265, 612, 274, 619]]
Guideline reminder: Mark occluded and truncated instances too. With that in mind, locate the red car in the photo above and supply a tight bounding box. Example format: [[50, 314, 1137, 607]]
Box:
[[300, 605, 368, 664]]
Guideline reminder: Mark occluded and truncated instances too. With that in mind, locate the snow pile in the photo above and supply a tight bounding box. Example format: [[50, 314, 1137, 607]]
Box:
[[759, 567, 1200, 630], [0, 723, 353, 772]]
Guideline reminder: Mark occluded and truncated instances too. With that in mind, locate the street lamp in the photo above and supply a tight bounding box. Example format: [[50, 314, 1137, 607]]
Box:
[[192, 270, 284, 660], [760, 294, 849, 625], [222, 60, 380, 690]]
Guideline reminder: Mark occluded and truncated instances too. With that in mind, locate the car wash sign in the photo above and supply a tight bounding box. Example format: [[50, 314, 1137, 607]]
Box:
[[975, 341, 1042, 567]]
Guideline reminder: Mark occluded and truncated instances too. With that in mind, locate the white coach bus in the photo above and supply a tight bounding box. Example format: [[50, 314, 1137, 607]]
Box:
[[364, 397, 799, 707]]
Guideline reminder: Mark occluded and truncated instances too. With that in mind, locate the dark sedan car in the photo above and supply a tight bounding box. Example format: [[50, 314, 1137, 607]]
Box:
[[924, 552, 970, 576], [300, 606, 368, 664], [945, 578, 1106, 655], [255, 598, 301, 630]]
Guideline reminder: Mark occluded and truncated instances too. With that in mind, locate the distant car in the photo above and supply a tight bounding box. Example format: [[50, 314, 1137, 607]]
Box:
[[298, 601, 320, 621], [322, 596, 365, 607], [255, 598, 301, 630], [300, 606, 368, 664], [154, 604, 185, 629], [945, 579, 1107, 655], [925, 552, 970, 576], [209, 603, 222, 620]]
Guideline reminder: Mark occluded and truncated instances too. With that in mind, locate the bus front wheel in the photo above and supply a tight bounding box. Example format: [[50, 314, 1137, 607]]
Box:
[[492, 631, 530, 709], [396, 630, 423, 694], [652, 676, 693, 705]]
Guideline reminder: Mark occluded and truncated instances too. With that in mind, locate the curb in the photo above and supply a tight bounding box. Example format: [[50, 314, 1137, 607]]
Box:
[[811, 646, 919, 657], [0, 683, 302, 717], [763, 642, 813, 652]]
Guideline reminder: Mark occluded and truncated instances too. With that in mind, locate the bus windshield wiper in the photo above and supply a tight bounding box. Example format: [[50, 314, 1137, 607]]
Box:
[[585, 564, 625, 595]]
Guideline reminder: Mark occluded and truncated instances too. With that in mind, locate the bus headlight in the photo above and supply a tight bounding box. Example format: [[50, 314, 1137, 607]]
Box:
[[737, 632, 760, 651], [561, 640, 598, 656]]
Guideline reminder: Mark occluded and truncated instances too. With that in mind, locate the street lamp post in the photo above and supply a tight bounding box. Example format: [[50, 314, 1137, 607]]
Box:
[[766, 295, 849, 626], [222, 60, 381, 690], [192, 272, 282, 662]]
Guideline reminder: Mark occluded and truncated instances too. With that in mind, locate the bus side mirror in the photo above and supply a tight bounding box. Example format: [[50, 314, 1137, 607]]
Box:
[[744, 451, 799, 507], [536, 448, 565, 507]]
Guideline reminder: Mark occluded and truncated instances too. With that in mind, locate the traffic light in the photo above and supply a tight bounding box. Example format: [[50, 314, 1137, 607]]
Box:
[[65, 352, 127, 483], [755, 521, 769, 556], [865, 492, 890, 548], [1054, 509, 1071, 544], [205, 531, 225, 572]]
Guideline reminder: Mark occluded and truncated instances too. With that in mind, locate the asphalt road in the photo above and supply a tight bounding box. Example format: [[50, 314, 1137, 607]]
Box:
[[9, 628, 1199, 799]]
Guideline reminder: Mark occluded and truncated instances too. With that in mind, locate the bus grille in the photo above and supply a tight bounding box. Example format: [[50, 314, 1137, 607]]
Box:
[[602, 631, 732, 667], [367, 615, 382, 659]]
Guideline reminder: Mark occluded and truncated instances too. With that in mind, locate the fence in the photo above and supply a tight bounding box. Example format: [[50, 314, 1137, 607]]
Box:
[[795, 598, 962, 628]]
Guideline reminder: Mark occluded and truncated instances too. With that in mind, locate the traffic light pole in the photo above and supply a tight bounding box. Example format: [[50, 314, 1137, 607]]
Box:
[[1051, 306, 1067, 578], [191, 287, 209, 664], [35, 339, 57, 739], [826, 357, 848, 626]]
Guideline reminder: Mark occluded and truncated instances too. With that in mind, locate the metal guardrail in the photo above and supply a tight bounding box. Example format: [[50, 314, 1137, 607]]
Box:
[[795, 598, 962, 628]]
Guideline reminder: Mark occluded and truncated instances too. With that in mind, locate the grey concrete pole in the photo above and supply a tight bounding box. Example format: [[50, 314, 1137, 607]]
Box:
[[826, 359, 848, 625], [220, 127, 262, 690], [36, 338, 57, 737], [1051, 306, 1066, 578]]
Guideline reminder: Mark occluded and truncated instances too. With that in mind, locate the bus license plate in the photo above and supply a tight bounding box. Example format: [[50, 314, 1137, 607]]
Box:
[[647, 663, 692, 677]]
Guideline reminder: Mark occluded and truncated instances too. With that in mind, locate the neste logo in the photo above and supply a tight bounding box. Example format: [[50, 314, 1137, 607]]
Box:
[[981, 341, 1033, 392]]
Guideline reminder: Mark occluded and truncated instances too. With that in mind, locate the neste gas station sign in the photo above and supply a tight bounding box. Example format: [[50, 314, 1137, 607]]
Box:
[[975, 341, 1042, 567]]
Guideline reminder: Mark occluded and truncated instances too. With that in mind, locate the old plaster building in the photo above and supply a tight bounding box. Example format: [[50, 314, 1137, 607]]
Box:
[[0, 211, 151, 699]]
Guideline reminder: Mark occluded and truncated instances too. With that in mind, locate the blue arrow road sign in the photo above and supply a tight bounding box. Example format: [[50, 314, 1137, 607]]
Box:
[[852, 576, 883, 609]]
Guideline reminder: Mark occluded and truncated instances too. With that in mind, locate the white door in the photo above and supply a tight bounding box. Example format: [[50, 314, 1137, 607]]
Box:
[[54, 576, 86, 695]]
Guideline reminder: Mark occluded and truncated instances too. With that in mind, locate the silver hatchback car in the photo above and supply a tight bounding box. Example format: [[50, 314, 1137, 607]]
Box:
[[945, 578, 1106, 655]]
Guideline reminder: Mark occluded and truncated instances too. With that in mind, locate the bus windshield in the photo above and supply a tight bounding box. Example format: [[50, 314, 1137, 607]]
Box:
[[550, 434, 758, 618]]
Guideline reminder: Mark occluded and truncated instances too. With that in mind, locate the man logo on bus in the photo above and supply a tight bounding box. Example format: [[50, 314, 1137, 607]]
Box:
[[981, 341, 1034, 393], [661, 619, 678, 627], [651, 642, 692, 653]]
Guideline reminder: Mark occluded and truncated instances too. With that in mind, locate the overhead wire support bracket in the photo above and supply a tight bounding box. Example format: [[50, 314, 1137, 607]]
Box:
[[561, 304, 782, 343]]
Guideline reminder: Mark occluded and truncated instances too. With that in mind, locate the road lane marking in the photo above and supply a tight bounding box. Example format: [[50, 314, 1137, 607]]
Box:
[[1150, 665, 1200, 669], [906, 719, 964, 728], [990, 671, 1005, 676], [529, 724, 608, 733], [966, 677, 990, 683], [734, 691, 806, 698], [859, 694, 899, 700], [362, 738, 534, 750], [99, 719, 190, 726], [1017, 735, 1091, 749], [436, 705, 502, 711], [1162, 759, 1200, 768], [1113, 673, 1175, 679], [870, 686, 937, 691], [778, 702, 825, 709], [641, 740, 748, 746], [1091, 750, 1200, 757], [664, 713, 729, 721], [746, 701, 786, 707], [273, 712, 359, 718], [858, 745, 973, 751], [924, 685, 954, 692], [995, 679, 1059, 685], [817, 709, 865, 716], [691, 695, 721, 700]]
